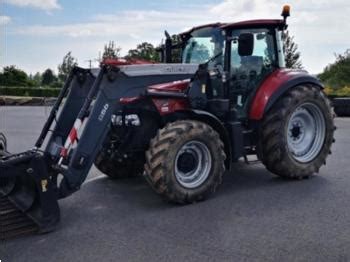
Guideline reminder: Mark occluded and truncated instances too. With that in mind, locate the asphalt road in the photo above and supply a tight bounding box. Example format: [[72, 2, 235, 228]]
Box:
[[1, 106, 350, 262]]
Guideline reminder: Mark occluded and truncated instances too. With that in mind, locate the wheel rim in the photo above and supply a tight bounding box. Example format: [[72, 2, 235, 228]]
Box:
[[287, 102, 326, 163], [174, 140, 212, 188]]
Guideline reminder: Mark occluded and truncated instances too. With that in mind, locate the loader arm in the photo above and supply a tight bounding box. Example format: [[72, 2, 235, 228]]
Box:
[[0, 63, 197, 238], [57, 64, 197, 197]]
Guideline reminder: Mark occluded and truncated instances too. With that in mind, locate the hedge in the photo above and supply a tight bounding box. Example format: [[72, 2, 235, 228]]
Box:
[[0, 86, 60, 97], [1, 85, 349, 99], [324, 86, 350, 98]]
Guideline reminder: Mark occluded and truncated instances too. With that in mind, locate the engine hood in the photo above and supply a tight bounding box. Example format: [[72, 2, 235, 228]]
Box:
[[118, 63, 199, 77], [89, 63, 198, 78]]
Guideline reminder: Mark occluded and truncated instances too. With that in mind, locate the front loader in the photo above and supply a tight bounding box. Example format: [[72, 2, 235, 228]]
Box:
[[0, 64, 197, 238], [0, 5, 335, 239]]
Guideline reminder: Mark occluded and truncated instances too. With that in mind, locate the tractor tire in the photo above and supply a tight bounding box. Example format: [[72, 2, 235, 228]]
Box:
[[0, 133, 6, 152], [94, 152, 144, 179], [260, 85, 335, 179], [144, 120, 226, 204], [0, 132, 10, 157]]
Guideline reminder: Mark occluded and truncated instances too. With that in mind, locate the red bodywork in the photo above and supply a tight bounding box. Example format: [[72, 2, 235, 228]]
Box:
[[152, 98, 189, 116], [249, 69, 307, 120], [119, 80, 191, 116], [148, 79, 191, 116], [148, 79, 190, 93]]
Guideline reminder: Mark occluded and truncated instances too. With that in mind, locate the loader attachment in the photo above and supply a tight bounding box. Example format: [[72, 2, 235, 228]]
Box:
[[0, 67, 92, 239], [0, 150, 60, 239], [0, 63, 197, 239]]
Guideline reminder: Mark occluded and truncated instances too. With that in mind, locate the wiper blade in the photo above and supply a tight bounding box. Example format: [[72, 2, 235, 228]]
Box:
[[203, 52, 223, 66]]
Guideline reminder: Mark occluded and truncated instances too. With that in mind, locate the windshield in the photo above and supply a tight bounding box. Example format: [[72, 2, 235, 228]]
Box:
[[182, 27, 224, 64]]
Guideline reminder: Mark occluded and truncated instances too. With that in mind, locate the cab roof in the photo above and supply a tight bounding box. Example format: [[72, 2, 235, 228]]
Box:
[[222, 19, 285, 29], [179, 19, 285, 36]]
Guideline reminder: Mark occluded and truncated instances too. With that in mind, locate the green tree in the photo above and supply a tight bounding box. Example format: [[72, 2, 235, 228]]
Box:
[[41, 68, 56, 86], [126, 42, 159, 61], [58, 51, 78, 82], [319, 49, 350, 89], [0, 65, 29, 86], [283, 30, 303, 69], [26, 72, 42, 86], [155, 34, 182, 63], [33, 72, 42, 86], [102, 41, 121, 60]]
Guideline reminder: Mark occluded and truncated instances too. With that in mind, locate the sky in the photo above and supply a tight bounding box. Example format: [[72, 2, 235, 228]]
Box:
[[0, 0, 349, 74]]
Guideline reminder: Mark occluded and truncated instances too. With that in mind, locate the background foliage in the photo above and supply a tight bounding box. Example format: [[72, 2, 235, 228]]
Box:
[[0, 37, 349, 98]]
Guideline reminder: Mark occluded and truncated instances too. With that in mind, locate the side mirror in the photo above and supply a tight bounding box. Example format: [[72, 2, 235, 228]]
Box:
[[238, 33, 254, 56]]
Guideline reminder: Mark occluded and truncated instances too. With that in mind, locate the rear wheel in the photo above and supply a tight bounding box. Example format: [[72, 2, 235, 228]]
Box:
[[144, 120, 226, 203], [260, 85, 335, 178]]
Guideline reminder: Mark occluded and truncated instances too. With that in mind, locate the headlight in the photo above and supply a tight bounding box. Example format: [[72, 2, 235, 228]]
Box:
[[111, 114, 140, 126]]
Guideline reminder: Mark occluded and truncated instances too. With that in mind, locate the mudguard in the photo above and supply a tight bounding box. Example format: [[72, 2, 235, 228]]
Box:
[[249, 69, 323, 120]]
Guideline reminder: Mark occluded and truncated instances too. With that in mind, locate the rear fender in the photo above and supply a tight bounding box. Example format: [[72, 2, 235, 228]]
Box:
[[249, 69, 323, 120]]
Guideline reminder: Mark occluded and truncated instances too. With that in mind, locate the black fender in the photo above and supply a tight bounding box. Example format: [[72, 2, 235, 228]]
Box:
[[162, 109, 232, 170]]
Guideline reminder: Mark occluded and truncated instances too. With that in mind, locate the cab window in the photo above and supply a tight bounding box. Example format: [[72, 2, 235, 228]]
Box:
[[229, 28, 276, 117]]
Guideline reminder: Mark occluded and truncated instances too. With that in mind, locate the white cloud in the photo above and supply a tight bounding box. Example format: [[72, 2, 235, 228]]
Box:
[[0, 15, 11, 25], [3, 0, 61, 11], [3, 0, 350, 73], [14, 10, 209, 38]]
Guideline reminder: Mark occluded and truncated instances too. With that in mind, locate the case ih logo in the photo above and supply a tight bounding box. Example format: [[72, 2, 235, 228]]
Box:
[[162, 66, 188, 73]]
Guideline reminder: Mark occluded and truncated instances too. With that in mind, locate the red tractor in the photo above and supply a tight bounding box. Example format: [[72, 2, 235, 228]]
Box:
[[0, 5, 335, 238]]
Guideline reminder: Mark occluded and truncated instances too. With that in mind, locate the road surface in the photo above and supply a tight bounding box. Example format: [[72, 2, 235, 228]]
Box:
[[1, 106, 349, 262]]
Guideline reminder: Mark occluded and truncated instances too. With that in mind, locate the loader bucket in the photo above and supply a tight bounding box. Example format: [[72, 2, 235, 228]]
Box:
[[0, 133, 60, 239]]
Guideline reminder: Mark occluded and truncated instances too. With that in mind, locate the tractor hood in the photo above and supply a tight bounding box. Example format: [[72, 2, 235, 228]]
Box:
[[90, 63, 199, 101], [101, 59, 199, 77], [118, 63, 198, 77]]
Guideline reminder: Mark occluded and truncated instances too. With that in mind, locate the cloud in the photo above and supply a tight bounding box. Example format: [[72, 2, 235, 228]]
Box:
[[3, 0, 61, 11], [14, 10, 209, 38], [0, 15, 11, 25], [3, 0, 350, 74]]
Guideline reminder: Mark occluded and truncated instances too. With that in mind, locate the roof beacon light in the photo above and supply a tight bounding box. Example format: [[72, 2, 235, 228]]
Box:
[[281, 4, 291, 20]]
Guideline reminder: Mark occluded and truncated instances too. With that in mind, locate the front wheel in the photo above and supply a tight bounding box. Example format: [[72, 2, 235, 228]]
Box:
[[0, 133, 9, 157], [260, 85, 335, 178], [144, 120, 226, 204]]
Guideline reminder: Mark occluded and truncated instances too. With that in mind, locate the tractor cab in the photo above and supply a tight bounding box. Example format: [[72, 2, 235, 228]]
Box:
[[165, 17, 287, 119]]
